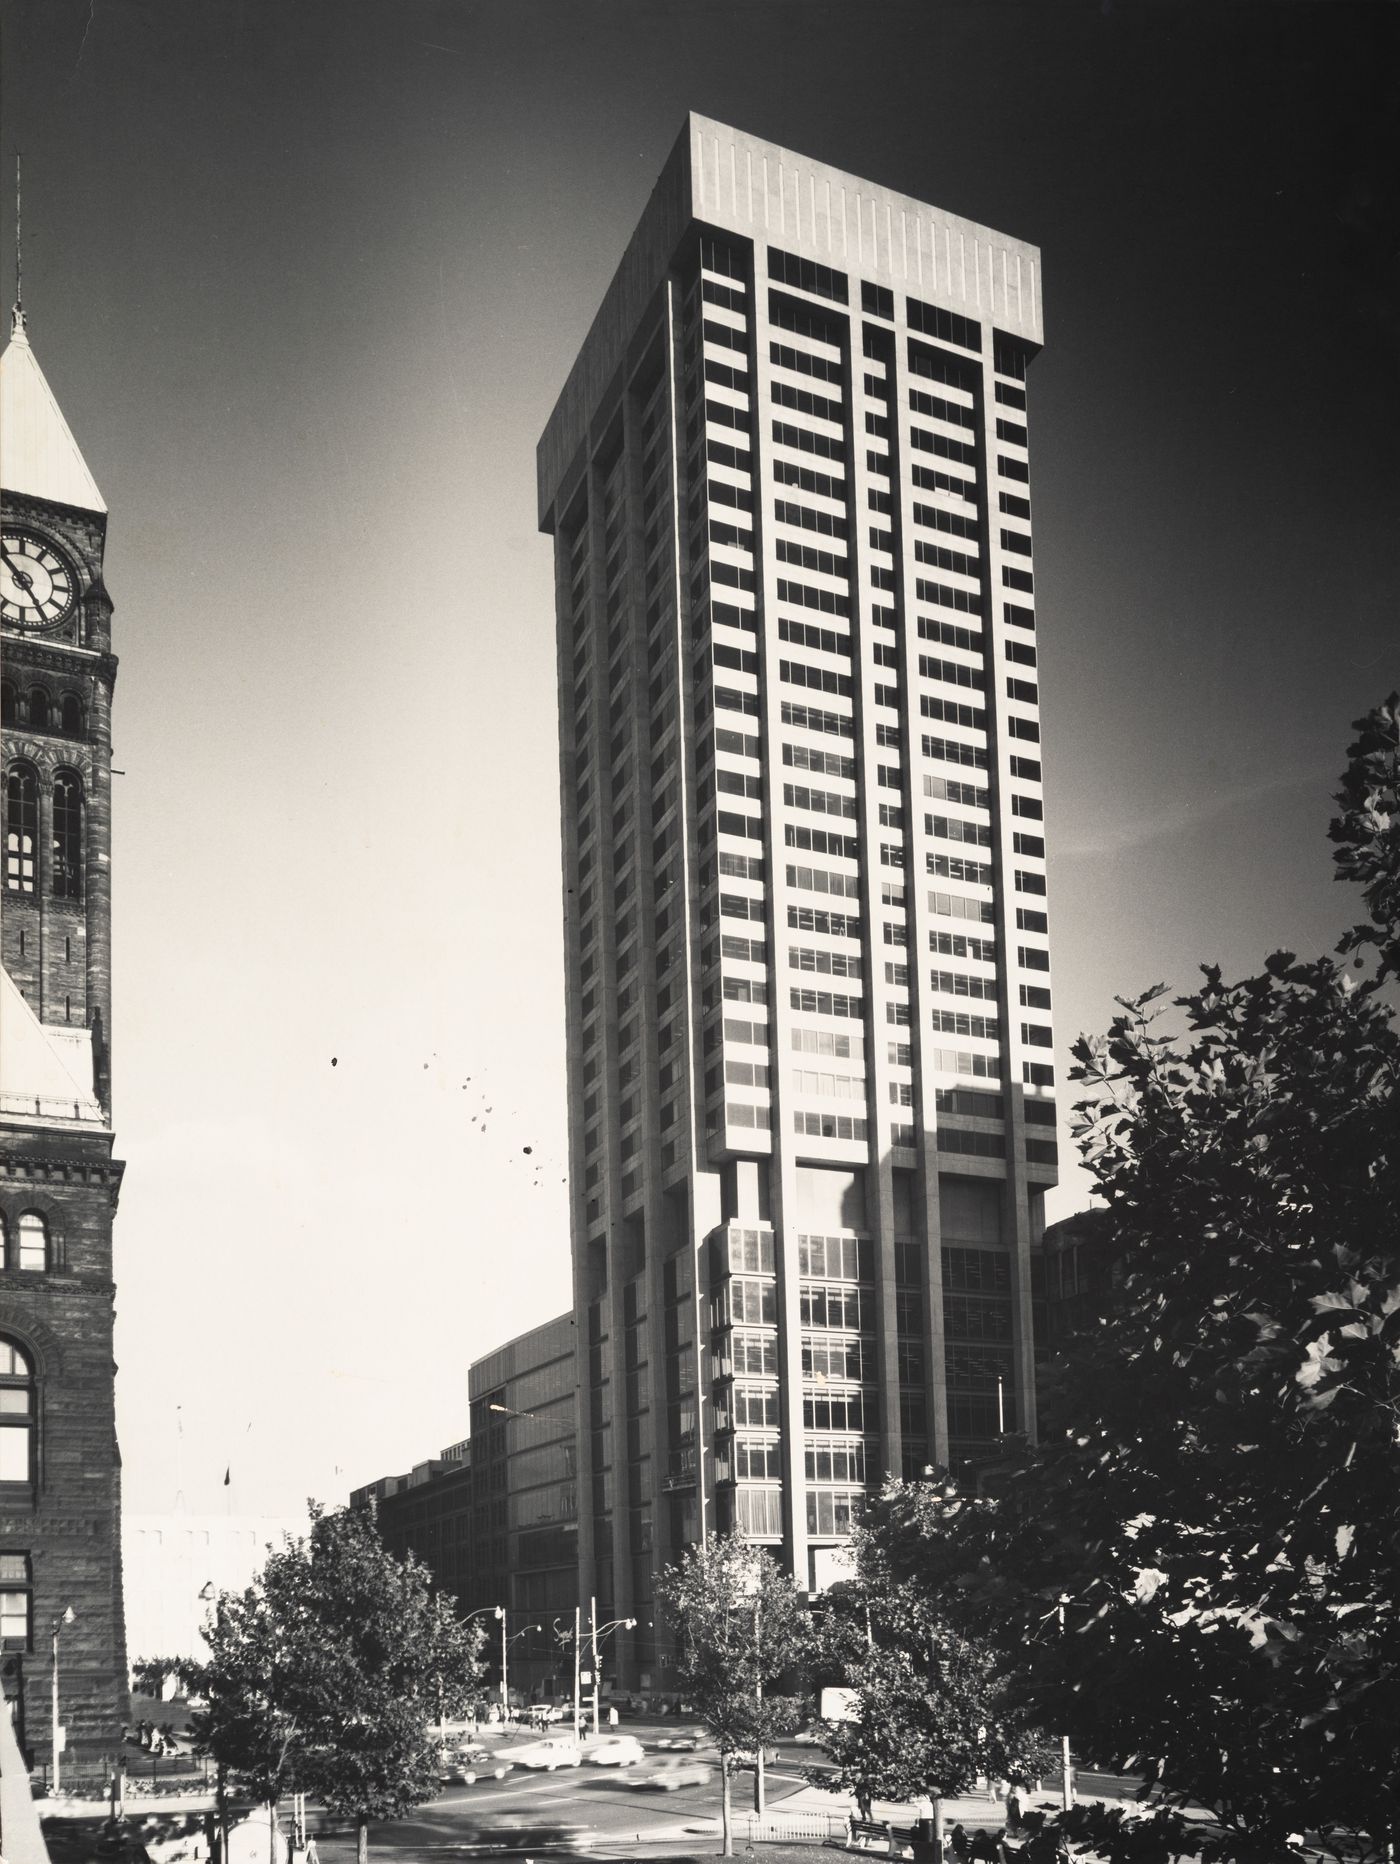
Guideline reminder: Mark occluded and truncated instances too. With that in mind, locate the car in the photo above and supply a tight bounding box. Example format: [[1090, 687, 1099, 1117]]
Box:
[[627, 1757, 714, 1792], [456, 1745, 510, 1771], [442, 1746, 513, 1782], [579, 1734, 645, 1767], [509, 1736, 583, 1771], [654, 1732, 701, 1751]]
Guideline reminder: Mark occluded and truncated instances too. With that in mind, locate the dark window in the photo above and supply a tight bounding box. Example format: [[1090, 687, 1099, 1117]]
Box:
[[700, 236, 745, 280], [0, 1340, 36, 1492], [861, 282, 894, 320], [0, 683, 14, 725], [52, 772, 83, 900], [0, 1551, 32, 1650], [906, 297, 982, 354], [768, 247, 849, 305], [26, 688, 50, 731], [60, 692, 84, 736], [5, 764, 39, 892]]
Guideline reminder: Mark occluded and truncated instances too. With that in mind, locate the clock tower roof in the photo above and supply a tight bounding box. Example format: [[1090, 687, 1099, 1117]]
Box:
[[0, 306, 107, 515]]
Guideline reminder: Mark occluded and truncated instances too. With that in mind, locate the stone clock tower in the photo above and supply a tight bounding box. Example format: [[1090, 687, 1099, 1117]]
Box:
[[0, 301, 129, 1780]]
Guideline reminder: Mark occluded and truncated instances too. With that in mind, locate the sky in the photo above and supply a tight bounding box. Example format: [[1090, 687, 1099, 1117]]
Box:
[[0, 0, 1394, 1522]]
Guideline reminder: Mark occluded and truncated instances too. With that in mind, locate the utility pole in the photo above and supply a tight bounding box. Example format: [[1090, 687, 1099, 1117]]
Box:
[[1058, 1596, 1074, 1810], [572, 1606, 582, 1742], [501, 1611, 509, 1723], [753, 1592, 765, 1816], [590, 1597, 600, 1738]]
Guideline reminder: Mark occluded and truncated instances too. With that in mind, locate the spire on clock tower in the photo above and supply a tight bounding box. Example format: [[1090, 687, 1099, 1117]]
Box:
[[0, 312, 107, 515]]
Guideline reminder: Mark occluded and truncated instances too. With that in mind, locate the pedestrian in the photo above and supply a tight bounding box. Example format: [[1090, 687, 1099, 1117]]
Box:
[[948, 1825, 970, 1862], [1005, 1785, 1023, 1832], [913, 1792, 934, 1844]]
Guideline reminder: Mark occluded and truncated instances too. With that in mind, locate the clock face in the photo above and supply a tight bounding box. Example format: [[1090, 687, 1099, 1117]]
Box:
[[0, 530, 78, 631]]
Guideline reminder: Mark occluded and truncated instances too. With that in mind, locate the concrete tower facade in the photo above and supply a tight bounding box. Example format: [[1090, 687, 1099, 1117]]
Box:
[[0, 304, 129, 1776], [537, 117, 1056, 1688]]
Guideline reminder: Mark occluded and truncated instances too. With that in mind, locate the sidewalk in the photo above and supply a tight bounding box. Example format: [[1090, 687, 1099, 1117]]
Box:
[[749, 1780, 1017, 1831]]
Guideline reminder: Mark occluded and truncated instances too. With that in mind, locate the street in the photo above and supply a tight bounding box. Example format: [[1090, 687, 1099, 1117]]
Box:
[[311, 1729, 812, 1862], [304, 1726, 1144, 1863]]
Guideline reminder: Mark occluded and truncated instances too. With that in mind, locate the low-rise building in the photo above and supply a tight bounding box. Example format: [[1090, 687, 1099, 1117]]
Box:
[[1030, 1208, 1119, 1422], [350, 1443, 473, 1609], [467, 1313, 578, 1699], [351, 1313, 579, 1703], [122, 1514, 307, 1665]]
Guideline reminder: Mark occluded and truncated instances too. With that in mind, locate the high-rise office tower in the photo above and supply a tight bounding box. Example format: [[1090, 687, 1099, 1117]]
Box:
[[537, 117, 1056, 1687]]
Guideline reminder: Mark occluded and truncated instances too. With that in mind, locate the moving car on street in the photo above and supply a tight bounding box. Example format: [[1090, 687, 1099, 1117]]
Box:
[[627, 1757, 714, 1791], [438, 1744, 513, 1785], [509, 1736, 583, 1771], [579, 1734, 645, 1767]]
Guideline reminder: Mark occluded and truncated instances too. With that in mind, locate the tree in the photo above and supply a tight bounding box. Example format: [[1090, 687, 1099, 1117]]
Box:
[[189, 1570, 308, 1864], [190, 1504, 485, 1864], [654, 1536, 813, 1856], [860, 698, 1400, 1862], [813, 1520, 1054, 1846]]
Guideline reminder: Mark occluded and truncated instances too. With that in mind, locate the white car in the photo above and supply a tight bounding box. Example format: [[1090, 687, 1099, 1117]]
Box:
[[509, 1736, 583, 1771], [627, 1757, 714, 1792], [580, 1734, 645, 1767]]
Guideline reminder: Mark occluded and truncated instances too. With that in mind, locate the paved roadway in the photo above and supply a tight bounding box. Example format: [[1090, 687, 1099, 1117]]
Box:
[[311, 1726, 810, 1863], [309, 1725, 1143, 1864]]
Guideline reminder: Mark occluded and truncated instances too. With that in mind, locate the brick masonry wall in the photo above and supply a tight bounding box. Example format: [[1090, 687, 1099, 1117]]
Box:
[[0, 1124, 129, 1776]]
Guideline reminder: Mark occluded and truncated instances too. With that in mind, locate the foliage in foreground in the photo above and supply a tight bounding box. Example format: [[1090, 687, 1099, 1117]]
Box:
[[861, 697, 1400, 1862], [812, 1546, 1055, 1829], [655, 1536, 813, 1856], [189, 1503, 484, 1862]]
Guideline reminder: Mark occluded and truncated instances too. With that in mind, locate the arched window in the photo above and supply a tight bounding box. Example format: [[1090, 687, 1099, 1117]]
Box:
[[0, 1340, 36, 1490], [60, 692, 84, 736], [4, 765, 38, 893], [26, 688, 50, 732], [0, 683, 15, 726], [52, 773, 82, 900], [17, 1215, 47, 1273]]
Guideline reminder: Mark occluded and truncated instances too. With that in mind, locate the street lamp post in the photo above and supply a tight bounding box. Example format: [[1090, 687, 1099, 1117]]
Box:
[[586, 1602, 636, 1737], [753, 1590, 764, 1817], [461, 1605, 505, 1724], [500, 1625, 539, 1722], [51, 1605, 75, 1794], [1057, 1596, 1074, 1810]]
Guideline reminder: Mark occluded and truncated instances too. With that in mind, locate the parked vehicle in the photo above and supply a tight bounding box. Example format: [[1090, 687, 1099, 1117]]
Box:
[[510, 1736, 583, 1771], [579, 1734, 645, 1767], [627, 1757, 714, 1791]]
